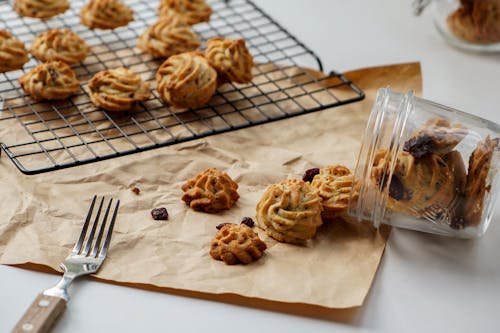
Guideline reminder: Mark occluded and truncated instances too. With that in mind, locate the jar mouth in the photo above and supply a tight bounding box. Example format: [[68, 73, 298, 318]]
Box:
[[348, 87, 414, 227]]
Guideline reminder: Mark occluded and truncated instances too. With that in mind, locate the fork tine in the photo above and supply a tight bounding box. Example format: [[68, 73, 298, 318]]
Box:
[[81, 197, 105, 256], [72, 195, 97, 255], [90, 198, 113, 258], [99, 199, 120, 259]]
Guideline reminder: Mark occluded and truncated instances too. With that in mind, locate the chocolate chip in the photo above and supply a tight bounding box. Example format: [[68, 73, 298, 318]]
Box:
[[388, 176, 406, 201], [403, 135, 436, 158], [240, 217, 255, 227], [131, 187, 140, 195], [302, 168, 320, 182], [216, 222, 234, 230], [151, 207, 168, 220]]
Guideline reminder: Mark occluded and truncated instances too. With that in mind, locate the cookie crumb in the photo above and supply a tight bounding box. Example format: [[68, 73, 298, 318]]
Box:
[[302, 168, 320, 183], [151, 207, 168, 220], [131, 187, 140, 195]]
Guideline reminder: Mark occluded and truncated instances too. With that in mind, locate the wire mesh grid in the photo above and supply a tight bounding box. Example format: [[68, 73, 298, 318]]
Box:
[[0, 0, 364, 175]]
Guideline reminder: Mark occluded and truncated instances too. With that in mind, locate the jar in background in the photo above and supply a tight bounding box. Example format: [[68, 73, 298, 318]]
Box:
[[347, 87, 500, 238], [415, 0, 500, 52]]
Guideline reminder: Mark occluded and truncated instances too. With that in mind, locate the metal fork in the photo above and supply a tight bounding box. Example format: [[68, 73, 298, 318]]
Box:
[[12, 196, 120, 333]]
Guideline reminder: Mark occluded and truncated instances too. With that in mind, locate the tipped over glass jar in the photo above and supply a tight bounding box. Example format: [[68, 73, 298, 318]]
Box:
[[414, 0, 500, 52], [348, 87, 500, 238]]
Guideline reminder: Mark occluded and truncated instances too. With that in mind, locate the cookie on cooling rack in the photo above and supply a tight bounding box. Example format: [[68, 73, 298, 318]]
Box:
[[156, 51, 217, 109], [0, 30, 29, 73], [158, 0, 212, 26], [137, 14, 201, 59], [19, 61, 80, 100], [88, 67, 151, 112], [181, 168, 240, 213], [256, 178, 323, 244], [210, 223, 267, 265], [80, 0, 134, 30], [14, 0, 69, 19], [30, 28, 90, 65], [205, 37, 254, 84]]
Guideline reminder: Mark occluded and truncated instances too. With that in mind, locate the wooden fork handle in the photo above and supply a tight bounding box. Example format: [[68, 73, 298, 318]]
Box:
[[12, 294, 66, 333]]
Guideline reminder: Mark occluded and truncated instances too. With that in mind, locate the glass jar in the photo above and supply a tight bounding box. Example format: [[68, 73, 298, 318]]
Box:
[[415, 0, 500, 52], [347, 87, 500, 238]]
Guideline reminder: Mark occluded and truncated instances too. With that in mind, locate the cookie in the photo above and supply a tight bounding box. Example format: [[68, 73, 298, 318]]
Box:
[[18, 61, 80, 100], [80, 0, 133, 30], [462, 136, 499, 227], [447, 0, 500, 43], [311, 165, 358, 219], [210, 224, 267, 265], [30, 28, 90, 65], [205, 37, 254, 84], [88, 67, 151, 112], [137, 15, 200, 59], [256, 178, 323, 244], [158, 0, 212, 26], [14, 0, 69, 19], [0, 30, 29, 72], [156, 51, 217, 109], [181, 168, 239, 213], [403, 118, 468, 158]]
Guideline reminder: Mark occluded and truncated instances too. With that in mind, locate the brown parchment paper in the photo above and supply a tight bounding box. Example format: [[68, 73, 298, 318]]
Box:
[[0, 62, 421, 309]]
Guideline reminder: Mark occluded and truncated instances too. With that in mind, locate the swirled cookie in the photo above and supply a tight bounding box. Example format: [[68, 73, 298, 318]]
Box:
[[137, 15, 200, 59], [158, 0, 212, 25], [371, 149, 456, 220], [156, 51, 217, 109], [210, 224, 267, 265], [88, 67, 151, 112], [311, 165, 358, 219], [181, 168, 239, 213], [19, 61, 80, 100], [14, 0, 69, 19], [0, 30, 29, 72], [256, 179, 323, 244], [403, 118, 468, 158], [30, 29, 90, 65], [462, 136, 499, 227], [80, 0, 133, 30], [205, 37, 254, 84]]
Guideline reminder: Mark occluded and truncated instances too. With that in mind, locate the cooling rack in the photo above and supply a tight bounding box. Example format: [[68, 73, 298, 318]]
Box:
[[0, 0, 364, 175]]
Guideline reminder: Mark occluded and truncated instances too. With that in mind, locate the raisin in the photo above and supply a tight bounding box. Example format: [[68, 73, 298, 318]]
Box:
[[131, 187, 140, 195], [240, 217, 255, 227], [302, 168, 320, 182], [151, 207, 168, 220], [216, 222, 234, 230], [403, 135, 436, 158]]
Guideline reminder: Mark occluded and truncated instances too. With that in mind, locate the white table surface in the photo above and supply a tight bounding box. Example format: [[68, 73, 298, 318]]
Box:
[[2, 1, 500, 332]]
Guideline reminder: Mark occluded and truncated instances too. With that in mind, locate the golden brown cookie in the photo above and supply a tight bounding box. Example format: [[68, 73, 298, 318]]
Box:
[[137, 15, 201, 59], [256, 178, 323, 244], [14, 0, 69, 19], [88, 67, 151, 112], [80, 0, 134, 30], [371, 149, 457, 220], [18, 61, 80, 100], [205, 37, 254, 84], [156, 51, 217, 109], [0, 30, 29, 73], [181, 168, 239, 213], [403, 118, 468, 158], [210, 224, 267, 265], [30, 28, 90, 65], [447, 0, 500, 44], [462, 136, 499, 226], [311, 165, 358, 219], [158, 0, 212, 26]]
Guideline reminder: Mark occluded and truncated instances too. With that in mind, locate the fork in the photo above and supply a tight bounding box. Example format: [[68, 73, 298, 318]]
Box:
[[12, 196, 120, 333]]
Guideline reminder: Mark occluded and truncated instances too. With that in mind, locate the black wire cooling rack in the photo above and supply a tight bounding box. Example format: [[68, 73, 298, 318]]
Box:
[[0, 0, 364, 175]]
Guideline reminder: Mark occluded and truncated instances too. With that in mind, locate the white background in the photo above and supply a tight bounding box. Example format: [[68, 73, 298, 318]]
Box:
[[2, 1, 500, 332]]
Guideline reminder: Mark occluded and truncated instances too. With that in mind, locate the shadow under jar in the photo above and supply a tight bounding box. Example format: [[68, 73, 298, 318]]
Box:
[[348, 87, 500, 238]]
